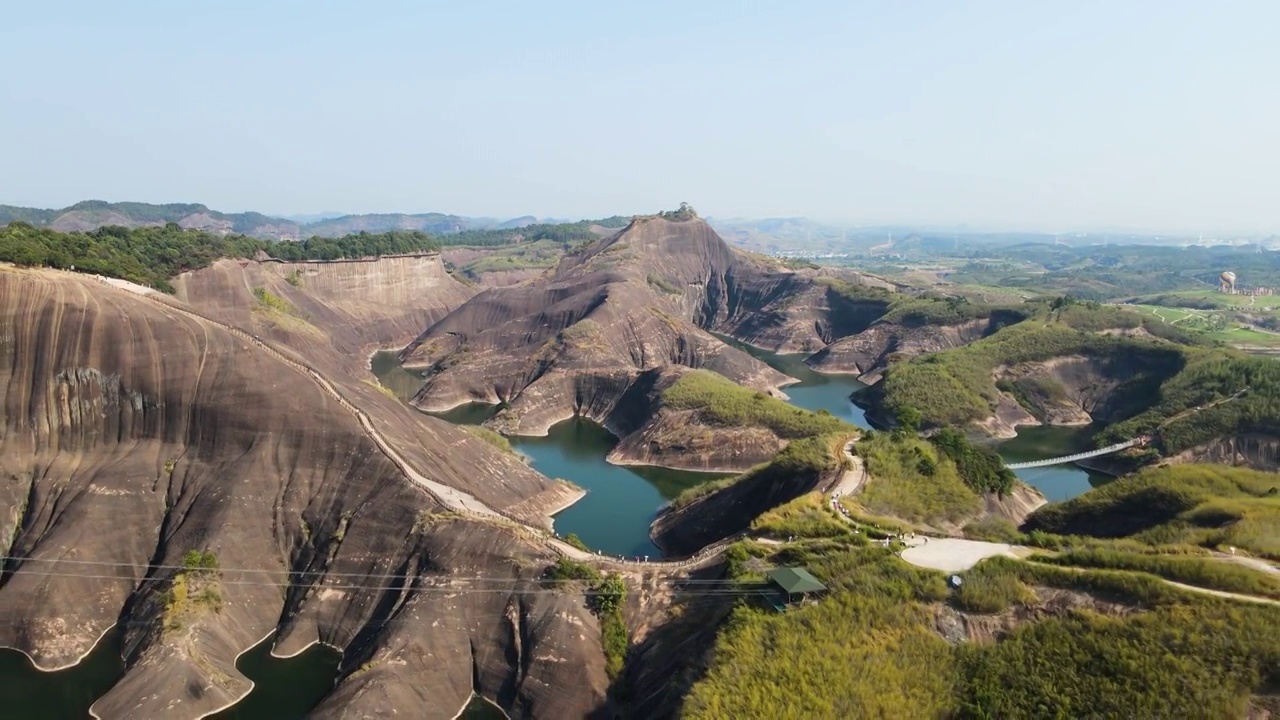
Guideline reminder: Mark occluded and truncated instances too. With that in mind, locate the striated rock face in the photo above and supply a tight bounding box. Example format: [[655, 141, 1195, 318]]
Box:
[[173, 254, 475, 376], [807, 317, 996, 382], [650, 457, 842, 556], [600, 367, 788, 473], [0, 268, 605, 719], [1168, 433, 1280, 471], [401, 218, 803, 432], [980, 483, 1049, 526], [994, 355, 1151, 427]]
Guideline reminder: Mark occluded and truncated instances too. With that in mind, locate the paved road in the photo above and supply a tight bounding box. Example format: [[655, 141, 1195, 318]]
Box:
[[829, 440, 867, 497]]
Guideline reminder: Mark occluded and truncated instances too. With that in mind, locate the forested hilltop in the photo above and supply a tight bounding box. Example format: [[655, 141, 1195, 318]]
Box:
[[0, 222, 440, 292]]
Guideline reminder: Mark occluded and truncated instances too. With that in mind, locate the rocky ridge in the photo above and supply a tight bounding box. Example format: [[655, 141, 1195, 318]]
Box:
[[0, 266, 611, 718]]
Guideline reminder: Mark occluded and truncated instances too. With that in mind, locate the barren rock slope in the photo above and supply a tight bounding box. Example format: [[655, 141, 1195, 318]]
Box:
[[0, 267, 606, 719], [401, 216, 853, 433]]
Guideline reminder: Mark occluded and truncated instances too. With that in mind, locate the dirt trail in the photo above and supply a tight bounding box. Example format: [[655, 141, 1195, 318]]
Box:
[[90, 274, 724, 572], [897, 535, 1279, 606]]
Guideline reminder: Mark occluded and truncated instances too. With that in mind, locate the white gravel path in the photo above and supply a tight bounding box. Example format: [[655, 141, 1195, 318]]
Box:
[[899, 537, 1025, 572]]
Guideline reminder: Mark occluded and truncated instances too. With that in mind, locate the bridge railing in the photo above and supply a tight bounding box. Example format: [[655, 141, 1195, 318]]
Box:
[[1004, 439, 1142, 470]]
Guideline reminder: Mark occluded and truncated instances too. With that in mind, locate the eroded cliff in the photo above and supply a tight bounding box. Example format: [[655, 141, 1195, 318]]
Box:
[[401, 217, 805, 433], [0, 267, 607, 719]]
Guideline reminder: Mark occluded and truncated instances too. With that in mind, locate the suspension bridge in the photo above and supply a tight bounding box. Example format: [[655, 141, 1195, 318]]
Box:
[[1003, 437, 1147, 470], [1002, 386, 1251, 470]]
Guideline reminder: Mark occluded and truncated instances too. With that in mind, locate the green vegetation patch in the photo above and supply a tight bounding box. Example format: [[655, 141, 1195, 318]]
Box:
[[956, 597, 1280, 719], [1101, 351, 1280, 453], [855, 432, 982, 524], [252, 286, 293, 314], [0, 223, 439, 292], [818, 277, 1031, 331], [875, 314, 1188, 428], [589, 574, 628, 680], [682, 586, 957, 718], [1026, 464, 1280, 560], [442, 217, 630, 249], [463, 425, 514, 455], [646, 273, 682, 294], [750, 492, 858, 540], [1035, 548, 1280, 599], [686, 539, 1280, 720], [163, 550, 222, 634], [670, 433, 847, 510], [543, 557, 600, 585], [663, 370, 850, 439]]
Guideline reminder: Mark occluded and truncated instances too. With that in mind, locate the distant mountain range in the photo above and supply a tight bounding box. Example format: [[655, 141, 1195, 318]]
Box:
[[0, 200, 538, 241]]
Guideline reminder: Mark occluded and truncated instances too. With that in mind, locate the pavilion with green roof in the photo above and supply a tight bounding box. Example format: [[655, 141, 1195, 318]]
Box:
[[764, 566, 827, 609]]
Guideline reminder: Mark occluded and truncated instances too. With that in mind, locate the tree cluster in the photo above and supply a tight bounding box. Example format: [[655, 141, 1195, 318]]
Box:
[[0, 223, 439, 292]]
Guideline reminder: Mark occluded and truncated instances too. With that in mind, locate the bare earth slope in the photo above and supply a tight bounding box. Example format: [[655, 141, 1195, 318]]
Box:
[[0, 267, 605, 718], [173, 253, 474, 376]]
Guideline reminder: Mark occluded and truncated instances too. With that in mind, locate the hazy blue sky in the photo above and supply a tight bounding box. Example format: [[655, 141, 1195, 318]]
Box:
[[3, 1, 1277, 232]]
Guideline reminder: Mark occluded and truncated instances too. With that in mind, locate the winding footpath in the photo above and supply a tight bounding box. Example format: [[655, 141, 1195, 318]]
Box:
[[96, 275, 722, 572]]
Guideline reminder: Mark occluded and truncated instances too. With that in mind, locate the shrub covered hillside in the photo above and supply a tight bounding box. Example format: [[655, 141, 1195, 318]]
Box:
[[1100, 351, 1280, 454], [1024, 464, 1280, 560], [0, 223, 439, 292], [854, 433, 982, 525], [662, 370, 850, 439], [818, 278, 1032, 329], [681, 536, 1280, 719], [874, 320, 1186, 427], [871, 302, 1280, 457]]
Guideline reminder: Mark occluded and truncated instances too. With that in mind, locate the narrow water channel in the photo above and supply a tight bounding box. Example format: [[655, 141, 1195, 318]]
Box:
[[993, 424, 1113, 502], [431, 400, 727, 559], [0, 629, 124, 720], [373, 341, 1111, 559], [710, 333, 873, 429], [209, 636, 341, 719], [712, 335, 1111, 500]]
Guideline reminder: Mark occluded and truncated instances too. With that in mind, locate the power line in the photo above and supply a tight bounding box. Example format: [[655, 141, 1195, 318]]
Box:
[[0, 556, 748, 587], [0, 569, 762, 597]]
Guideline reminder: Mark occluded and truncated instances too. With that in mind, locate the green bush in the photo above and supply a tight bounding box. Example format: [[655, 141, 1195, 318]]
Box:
[[463, 425, 514, 454], [952, 560, 1037, 614], [750, 493, 857, 540], [543, 557, 600, 584], [252, 287, 293, 313], [962, 516, 1023, 543], [181, 550, 218, 572], [646, 274, 681, 294], [930, 427, 1017, 495]]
